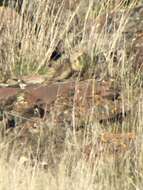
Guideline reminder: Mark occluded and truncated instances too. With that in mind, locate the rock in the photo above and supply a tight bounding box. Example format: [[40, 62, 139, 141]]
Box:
[[0, 87, 20, 128], [0, 88, 20, 109], [101, 132, 136, 144], [17, 79, 127, 128], [24, 81, 75, 107], [83, 132, 136, 162], [20, 75, 46, 85]]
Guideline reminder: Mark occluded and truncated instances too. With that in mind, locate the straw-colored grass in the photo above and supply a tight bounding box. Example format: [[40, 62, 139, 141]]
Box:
[[0, 0, 143, 189]]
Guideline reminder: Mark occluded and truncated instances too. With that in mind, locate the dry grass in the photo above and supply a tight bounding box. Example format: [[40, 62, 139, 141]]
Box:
[[0, 121, 143, 190], [0, 0, 143, 189]]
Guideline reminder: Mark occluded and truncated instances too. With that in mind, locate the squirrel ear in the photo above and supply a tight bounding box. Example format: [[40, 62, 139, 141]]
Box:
[[50, 40, 65, 61], [50, 50, 62, 61]]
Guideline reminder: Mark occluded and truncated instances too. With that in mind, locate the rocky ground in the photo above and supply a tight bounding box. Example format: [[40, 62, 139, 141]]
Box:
[[0, 1, 142, 178]]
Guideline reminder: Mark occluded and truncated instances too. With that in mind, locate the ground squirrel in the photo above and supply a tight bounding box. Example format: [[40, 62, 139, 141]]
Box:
[[47, 47, 89, 81]]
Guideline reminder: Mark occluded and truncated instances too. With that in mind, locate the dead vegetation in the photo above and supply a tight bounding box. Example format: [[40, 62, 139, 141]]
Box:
[[0, 0, 143, 190]]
